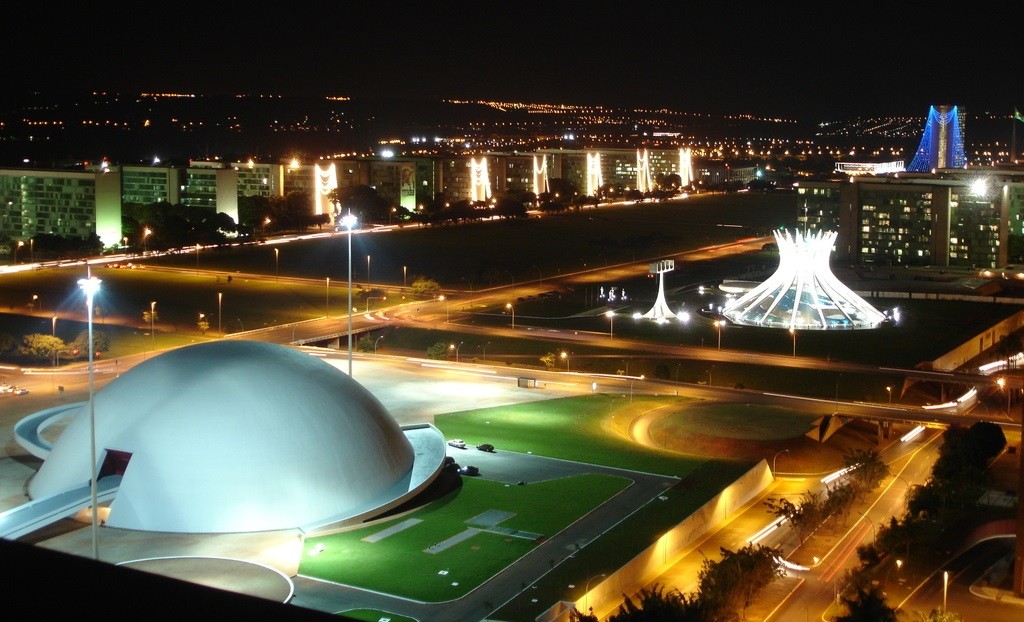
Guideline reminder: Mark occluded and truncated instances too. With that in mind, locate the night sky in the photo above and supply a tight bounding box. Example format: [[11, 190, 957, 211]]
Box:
[[14, 3, 1022, 122]]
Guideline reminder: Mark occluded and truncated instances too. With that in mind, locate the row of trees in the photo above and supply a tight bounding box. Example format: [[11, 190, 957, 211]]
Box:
[[571, 543, 784, 622], [0, 331, 109, 364], [830, 421, 1006, 621], [764, 448, 890, 545]]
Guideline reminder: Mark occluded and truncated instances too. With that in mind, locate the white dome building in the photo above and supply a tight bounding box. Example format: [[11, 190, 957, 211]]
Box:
[[26, 340, 445, 534]]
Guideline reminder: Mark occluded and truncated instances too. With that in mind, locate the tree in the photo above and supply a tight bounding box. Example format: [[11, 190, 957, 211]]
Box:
[[19, 334, 65, 363], [836, 582, 900, 622], [426, 341, 449, 360], [765, 490, 822, 544], [844, 448, 890, 499], [357, 335, 375, 352], [0, 332, 16, 353], [539, 352, 557, 370], [912, 608, 962, 622], [607, 584, 702, 622], [68, 330, 109, 359], [197, 317, 210, 335], [697, 544, 784, 619], [409, 277, 441, 298]]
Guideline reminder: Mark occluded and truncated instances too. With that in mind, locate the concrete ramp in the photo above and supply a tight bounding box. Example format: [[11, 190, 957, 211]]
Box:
[[0, 478, 119, 540]]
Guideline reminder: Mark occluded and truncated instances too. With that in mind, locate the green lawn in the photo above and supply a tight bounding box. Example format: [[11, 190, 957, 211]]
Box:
[[301, 473, 631, 601], [301, 393, 762, 607], [433, 394, 705, 478]]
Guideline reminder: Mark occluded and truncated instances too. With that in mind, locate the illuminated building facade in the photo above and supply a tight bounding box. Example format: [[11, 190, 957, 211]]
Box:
[[723, 229, 887, 330], [0, 167, 121, 248], [796, 170, 1024, 269], [908, 105, 967, 172]]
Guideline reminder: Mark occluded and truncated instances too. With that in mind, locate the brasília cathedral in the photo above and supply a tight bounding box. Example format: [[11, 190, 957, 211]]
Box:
[[722, 229, 887, 330]]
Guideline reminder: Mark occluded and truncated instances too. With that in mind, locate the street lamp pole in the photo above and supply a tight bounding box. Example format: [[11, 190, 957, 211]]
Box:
[[506, 302, 515, 328], [886, 385, 892, 404], [715, 320, 723, 349], [606, 310, 615, 339], [342, 212, 357, 376], [403, 265, 407, 288], [274, 248, 280, 282], [149, 301, 156, 352], [325, 277, 330, 317], [77, 275, 101, 561], [584, 573, 607, 614], [374, 335, 383, 353], [450, 341, 463, 362], [561, 350, 570, 372], [772, 448, 790, 474], [195, 243, 200, 275], [366, 255, 371, 284], [790, 327, 796, 357], [218, 292, 223, 336], [943, 570, 949, 611]]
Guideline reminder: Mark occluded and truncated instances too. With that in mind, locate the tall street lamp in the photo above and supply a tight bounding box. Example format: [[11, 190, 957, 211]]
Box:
[[450, 341, 463, 362], [561, 350, 571, 372], [606, 310, 615, 339], [195, 243, 200, 275], [217, 292, 223, 335], [998, 377, 1009, 414], [714, 320, 723, 349], [341, 212, 358, 376], [773, 448, 790, 474], [149, 301, 156, 352], [790, 328, 797, 356], [274, 248, 280, 282], [943, 569, 949, 611], [29, 238, 34, 263], [77, 275, 102, 561], [143, 227, 152, 254], [403, 265, 407, 288], [886, 385, 892, 404], [325, 277, 330, 317], [52, 315, 57, 368], [506, 302, 515, 328], [366, 255, 371, 283], [374, 336, 384, 353], [482, 341, 491, 361], [584, 573, 607, 614]]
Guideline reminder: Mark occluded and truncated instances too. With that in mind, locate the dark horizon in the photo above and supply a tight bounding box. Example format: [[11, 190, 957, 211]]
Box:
[[9, 4, 1021, 123]]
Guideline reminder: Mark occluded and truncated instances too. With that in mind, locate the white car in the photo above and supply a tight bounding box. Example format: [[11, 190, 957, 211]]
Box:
[[447, 439, 467, 449]]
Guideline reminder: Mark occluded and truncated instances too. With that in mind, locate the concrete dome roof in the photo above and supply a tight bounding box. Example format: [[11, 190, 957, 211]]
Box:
[[28, 340, 436, 534]]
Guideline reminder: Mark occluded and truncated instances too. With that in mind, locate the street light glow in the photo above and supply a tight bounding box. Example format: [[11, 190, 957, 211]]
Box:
[[77, 275, 102, 561]]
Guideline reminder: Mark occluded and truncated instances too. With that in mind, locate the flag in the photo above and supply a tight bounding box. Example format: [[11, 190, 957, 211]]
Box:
[[1015, 108, 1024, 123]]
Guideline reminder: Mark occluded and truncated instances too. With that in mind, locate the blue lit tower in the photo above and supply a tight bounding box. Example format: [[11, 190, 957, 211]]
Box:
[[907, 105, 967, 172]]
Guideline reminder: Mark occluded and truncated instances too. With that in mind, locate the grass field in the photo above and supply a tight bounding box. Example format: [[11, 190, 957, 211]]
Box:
[[302, 473, 632, 601], [300, 393, 817, 605]]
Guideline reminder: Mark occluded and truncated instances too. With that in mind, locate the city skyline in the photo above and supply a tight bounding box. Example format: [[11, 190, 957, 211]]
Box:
[[12, 4, 1022, 121]]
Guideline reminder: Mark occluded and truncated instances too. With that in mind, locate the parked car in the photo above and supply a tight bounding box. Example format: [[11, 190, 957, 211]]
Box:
[[476, 443, 495, 452], [458, 465, 480, 476], [447, 439, 467, 449], [11, 387, 28, 395]]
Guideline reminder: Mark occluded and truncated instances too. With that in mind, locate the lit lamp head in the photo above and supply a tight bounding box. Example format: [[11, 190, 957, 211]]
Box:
[[78, 276, 102, 299], [341, 213, 358, 230]]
